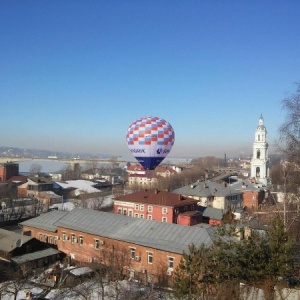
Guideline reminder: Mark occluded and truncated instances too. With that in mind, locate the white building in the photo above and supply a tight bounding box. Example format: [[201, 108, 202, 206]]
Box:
[[250, 115, 271, 187]]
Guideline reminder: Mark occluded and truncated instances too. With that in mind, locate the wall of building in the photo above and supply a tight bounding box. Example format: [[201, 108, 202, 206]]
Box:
[[114, 201, 175, 223], [114, 200, 201, 225], [243, 190, 259, 209], [177, 214, 202, 226], [22, 224, 181, 283]]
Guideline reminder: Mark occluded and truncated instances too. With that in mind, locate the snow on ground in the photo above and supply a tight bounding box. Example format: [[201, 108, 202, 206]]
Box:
[[52, 194, 114, 212], [0, 268, 175, 300], [69, 266, 93, 276], [0, 282, 45, 300]]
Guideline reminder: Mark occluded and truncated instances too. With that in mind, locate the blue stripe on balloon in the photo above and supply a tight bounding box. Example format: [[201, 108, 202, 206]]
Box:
[[135, 156, 165, 170]]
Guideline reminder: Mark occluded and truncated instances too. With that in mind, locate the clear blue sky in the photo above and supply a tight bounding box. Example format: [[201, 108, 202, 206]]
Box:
[[1, 1, 300, 160]]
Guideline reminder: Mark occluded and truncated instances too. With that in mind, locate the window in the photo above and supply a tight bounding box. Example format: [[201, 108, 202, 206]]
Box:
[[191, 205, 194, 210], [62, 232, 67, 242], [79, 236, 83, 246], [94, 239, 99, 250], [71, 234, 76, 243], [257, 149, 261, 159], [256, 167, 260, 178], [134, 213, 139, 218], [129, 269, 135, 279], [117, 208, 122, 214], [162, 217, 167, 222], [123, 209, 127, 215], [128, 210, 133, 217], [168, 257, 174, 269], [140, 214, 144, 219], [148, 205, 153, 212], [147, 215, 152, 220], [39, 233, 43, 241], [130, 247, 136, 259], [184, 206, 187, 212], [162, 207, 167, 214], [147, 252, 153, 264], [140, 205, 144, 211], [135, 204, 139, 210]]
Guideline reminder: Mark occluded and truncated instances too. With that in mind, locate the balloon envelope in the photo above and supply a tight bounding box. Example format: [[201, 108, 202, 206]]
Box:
[[126, 116, 175, 170]]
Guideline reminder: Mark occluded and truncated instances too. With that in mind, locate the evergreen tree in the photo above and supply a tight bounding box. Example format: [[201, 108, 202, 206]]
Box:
[[174, 243, 211, 299], [173, 215, 296, 300]]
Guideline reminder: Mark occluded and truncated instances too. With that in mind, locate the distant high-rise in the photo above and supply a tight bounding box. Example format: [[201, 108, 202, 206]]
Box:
[[250, 115, 271, 186]]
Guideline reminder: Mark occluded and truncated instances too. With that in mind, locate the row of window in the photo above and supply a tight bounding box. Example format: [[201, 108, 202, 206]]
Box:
[[44, 232, 175, 270], [62, 233, 84, 245], [62, 233, 106, 250], [227, 195, 240, 201], [118, 205, 168, 214], [133, 204, 169, 214], [117, 209, 168, 222], [129, 247, 174, 268], [39, 233, 58, 244]]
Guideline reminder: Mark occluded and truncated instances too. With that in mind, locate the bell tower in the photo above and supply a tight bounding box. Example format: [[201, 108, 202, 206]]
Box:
[[250, 115, 270, 186]]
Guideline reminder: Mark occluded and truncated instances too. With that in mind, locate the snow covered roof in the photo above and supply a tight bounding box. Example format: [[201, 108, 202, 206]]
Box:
[[55, 180, 100, 194]]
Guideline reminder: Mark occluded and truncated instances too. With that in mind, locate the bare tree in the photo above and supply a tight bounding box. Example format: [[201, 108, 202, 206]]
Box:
[[278, 82, 300, 175], [29, 163, 42, 175], [0, 270, 30, 300], [61, 164, 82, 180]]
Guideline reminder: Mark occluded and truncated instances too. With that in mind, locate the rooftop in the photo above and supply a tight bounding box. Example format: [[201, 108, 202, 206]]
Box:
[[114, 189, 198, 207], [21, 208, 226, 254], [0, 228, 32, 252], [172, 180, 242, 197]]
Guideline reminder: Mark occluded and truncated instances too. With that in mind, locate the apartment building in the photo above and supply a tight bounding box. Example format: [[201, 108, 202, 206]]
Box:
[[173, 180, 243, 210], [113, 189, 201, 226]]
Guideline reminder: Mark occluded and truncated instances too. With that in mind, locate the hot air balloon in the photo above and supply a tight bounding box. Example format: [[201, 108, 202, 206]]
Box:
[[126, 116, 175, 170]]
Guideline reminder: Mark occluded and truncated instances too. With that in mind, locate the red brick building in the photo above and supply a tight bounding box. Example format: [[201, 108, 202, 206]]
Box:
[[20, 209, 219, 284], [113, 189, 202, 226], [229, 180, 266, 210], [0, 162, 19, 183]]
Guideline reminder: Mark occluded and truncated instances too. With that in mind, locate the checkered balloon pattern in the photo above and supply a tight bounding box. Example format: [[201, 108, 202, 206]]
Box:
[[126, 116, 175, 146]]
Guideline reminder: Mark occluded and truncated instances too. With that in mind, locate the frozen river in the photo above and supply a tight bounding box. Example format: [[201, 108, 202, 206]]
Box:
[[18, 160, 69, 173]]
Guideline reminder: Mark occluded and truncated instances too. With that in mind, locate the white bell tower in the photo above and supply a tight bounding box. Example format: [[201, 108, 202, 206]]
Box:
[[250, 115, 270, 186]]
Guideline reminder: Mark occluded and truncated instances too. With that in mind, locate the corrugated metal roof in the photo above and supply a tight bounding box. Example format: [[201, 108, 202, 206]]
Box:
[[172, 180, 242, 197], [12, 248, 61, 264], [20, 210, 69, 232], [0, 228, 32, 253], [22, 208, 222, 254], [198, 207, 224, 220], [230, 179, 261, 191]]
